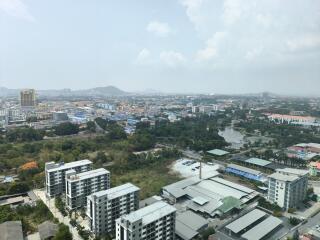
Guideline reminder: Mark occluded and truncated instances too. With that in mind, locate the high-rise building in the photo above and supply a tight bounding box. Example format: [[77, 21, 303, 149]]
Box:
[[116, 201, 176, 240], [267, 168, 308, 209], [20, 89, 36, 107], [66, 168, 110, 210], [87, 183, 140, 236], [45, 160, 93, 198]]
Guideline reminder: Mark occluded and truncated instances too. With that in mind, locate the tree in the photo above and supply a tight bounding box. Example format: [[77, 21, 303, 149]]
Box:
[[86, 121, 96, 133], [289, 217, 301, 226], [7, 182, 30, 194], [53, 224, 73, 240], [54, 122, 79, 136]]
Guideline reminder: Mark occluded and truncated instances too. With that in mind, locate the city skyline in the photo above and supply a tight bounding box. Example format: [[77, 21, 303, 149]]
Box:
[[0, 0, 320, 95]]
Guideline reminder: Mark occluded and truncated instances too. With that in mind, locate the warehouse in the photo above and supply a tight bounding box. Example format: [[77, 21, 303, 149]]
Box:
[[162, 173, 258, 218], [225, 164, 266, 182], [224, 208, 283, 240]]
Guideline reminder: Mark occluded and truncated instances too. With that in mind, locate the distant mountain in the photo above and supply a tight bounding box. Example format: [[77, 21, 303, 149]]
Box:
[[0, 87, 19, 97], [75, 86, 127, 96], [0, 86, 128, 97]]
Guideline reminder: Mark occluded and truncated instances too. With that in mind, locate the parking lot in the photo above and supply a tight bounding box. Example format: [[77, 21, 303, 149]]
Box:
[[172, 158, 220, 178]]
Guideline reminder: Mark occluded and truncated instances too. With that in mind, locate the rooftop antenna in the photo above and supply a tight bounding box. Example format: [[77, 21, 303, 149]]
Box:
[[199, 157, 202, 179]]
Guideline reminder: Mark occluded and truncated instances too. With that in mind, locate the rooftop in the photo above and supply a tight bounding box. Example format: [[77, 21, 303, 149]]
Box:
[[241, 215, 283, 240], [276, 168, 309, 176], [38, 221, 58, 240], [67, 168, 109, 182], [121, 201, 176, 225], [268, 172, 298, 182], [175, 211, 208, 240], [46, 159, 92, 172], [225, 209, 266, 234], [0, 221, 24, 240], [207, 149, 229, 156], [89, 183, 139, 200], [227, 163, 262, 176], [245, 158, 271, 167]]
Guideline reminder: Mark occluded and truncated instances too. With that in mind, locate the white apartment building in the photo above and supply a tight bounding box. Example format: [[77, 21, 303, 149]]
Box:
[[45, 160, 92, 197], [66, 168, 110, 210], [267, 168, 308, 209], [116, 201, 176, 240], [87, 183, 140, 237]]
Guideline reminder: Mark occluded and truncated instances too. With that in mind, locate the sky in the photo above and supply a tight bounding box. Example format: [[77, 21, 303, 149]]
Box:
[[0, 0, 320, 95]]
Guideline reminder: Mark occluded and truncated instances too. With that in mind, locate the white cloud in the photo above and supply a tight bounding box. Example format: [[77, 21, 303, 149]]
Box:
[[222, 0, 243, 25], [179, 0, 204, 29], [245, 47, 263, 61], [196, 31, 227, 61], [160, 51, 186, 67], [287, 34, 320, 52], [135, 48, 152, 65], [146, 21, 172, 37], [0, 0, 35, 21]]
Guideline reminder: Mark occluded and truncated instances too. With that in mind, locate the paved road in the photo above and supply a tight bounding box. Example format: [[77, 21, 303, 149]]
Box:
[[34, 189, 83, 240]]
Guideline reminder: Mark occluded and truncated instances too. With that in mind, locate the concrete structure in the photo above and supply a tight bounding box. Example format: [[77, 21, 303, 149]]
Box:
[[52, 111, 69, 122], [20, 89, 36, 107], [115, 201, 176, 240], [66, 168, 110, 210], [87, 183, 140, 236], [0, 221, 24, 240], [309, 162, 320, 176], [267, 168, 308, 209], [45, 160, 92, 197]]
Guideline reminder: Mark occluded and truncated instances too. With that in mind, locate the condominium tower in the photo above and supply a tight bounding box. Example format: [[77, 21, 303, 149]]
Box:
[[66, 168, 110, 210], [87, 183, 140, 237], [45, 160, 92, 197], [116, 201, 176, 240], [267, 168, 308, 209], [20, 89, 36, 107]]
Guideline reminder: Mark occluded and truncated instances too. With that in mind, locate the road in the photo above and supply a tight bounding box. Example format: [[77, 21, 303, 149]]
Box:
[[34, 189, 83, 240]]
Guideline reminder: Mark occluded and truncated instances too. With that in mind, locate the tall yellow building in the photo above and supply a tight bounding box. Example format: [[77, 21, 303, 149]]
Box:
[[20, 89, 36, 107]]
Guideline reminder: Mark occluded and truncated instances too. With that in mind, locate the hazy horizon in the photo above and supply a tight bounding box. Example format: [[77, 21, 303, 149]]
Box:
[[0, 0, 319, 95]]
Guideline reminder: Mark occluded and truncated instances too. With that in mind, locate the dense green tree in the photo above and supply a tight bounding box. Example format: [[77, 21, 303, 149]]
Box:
[[53, 224, 73, 240], [7, 182, 30, 194], [54, 122, 79, 136]]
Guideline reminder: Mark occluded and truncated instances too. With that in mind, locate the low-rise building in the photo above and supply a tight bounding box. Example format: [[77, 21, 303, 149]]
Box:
[[115, 201, 176, 240], [66, 168, 110, 210], [45, 160, 93, 197], [267, 168, 308, 209], [87, 183, 140, 236]]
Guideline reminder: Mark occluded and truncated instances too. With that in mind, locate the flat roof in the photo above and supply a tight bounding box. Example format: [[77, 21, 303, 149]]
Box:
[[90, 183, 139, 200], [122, 201, 176, 225], [227, 164, 262, 176], [241, 216, 283, 240], [276, 168, 309, 176], [245, 158, 271, 167], [46, 159, 92, 172], [268, 172, 298, 182], [225, 209, 266, 234], [67, 168, 109, 182], [207, 149, 229, 156]]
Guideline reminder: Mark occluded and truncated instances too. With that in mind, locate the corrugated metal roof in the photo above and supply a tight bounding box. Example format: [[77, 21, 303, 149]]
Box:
[[241, 216, 283, 240], [227, 164, 262, 176], [207, 149, 229, 156], [245, 158, 271, 167], [225, 209, 266, 234]]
